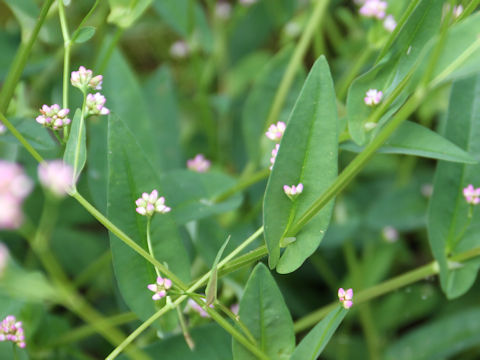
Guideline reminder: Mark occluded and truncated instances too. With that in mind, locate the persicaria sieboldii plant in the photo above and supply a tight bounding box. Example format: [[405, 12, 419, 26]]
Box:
[[1, 1, 480, 359]]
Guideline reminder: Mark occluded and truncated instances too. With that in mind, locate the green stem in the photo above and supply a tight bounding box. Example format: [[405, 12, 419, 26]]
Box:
[[374, 0, 421, 64], [71, 192, 188, 290], [0, 112, 44, 163], [12, 344, 19, 360], [176, 305, 195, 350], [215, 301, 257, 345], [458, 0, 480, 22], [336, 47, 374, 100], [343, 242, 381, 360], [217, 245, 268, 279], [0, 0, 55, 113], [106, 227, 265, 359], [264, 0, 330, 129], [71, 0, 101, 41], [287, 88, 426, 237], [213, 168, 270, 203], [58, 0, 72, 139], [97, 27, 124, 73], [52, 312, 138, 346], [146, 217, 160, 277]]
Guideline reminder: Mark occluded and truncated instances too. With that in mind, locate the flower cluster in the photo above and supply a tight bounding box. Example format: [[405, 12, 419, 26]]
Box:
[[0, 315, 26, 348], [0, 161, 33, 230], [0, 242, 8, 278], [265, 121, 286, 142], [71, 66, 103, 91], [358, 0, 396, 32], [364, 89, 383, 106], [135, 190, 171, 216], [36, 104, 71, 130], [71, 66, 109, 116], [463, 184, 480, 205], [270, 144, 280, 170], [147, 277, 172, 300], [86, 93, 110, 116], [186, 298, 214, 318], [187, 154, 211, 172], [170, 41, 189, 59], [338, 288, 354, 309], [38, 160, 74, 197], [284, 183, 303, 200]]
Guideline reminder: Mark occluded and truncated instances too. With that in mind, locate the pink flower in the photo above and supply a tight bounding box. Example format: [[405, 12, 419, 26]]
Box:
[[147, 277, 172, 300], [36, 104, 71, 131], [71, 66, 103, 91], [38, 160, 74, 197], [269, 144, 280, 170], [0, 161, 32, 230], [265, 121, 286, 141], [186, 298, 214, 318], [364, 89, 383, 106], [283, 183, 303, 200], [86, 93, 110, 116], [382, 226, 398, 243], [187, 154, 211, 173], [383, 15, 397, 32], [170, 41, 189, 59], [0, 123, 6, 134], [453, 5, 463, 18], [135, 190, 171, 216], [0, 315, 26, 348], [0, 242, 8, 277], [338, 288, 353, 309], [359, 0, 387, 19], [215, 2, 232, 20], [463, 184, 480, 205]]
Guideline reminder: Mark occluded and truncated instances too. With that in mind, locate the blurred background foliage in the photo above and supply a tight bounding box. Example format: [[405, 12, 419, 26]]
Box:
[[0, 0, 479, 359]]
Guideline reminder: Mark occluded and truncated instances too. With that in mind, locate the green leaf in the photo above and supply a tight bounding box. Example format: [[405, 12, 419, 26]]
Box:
[[103, 50, 165, 171], [242, 47, 305, 164], [427, 74, 480, 299], [263, 56, 338, 273], [118, 324, 232, 360], [0, 117, 56, 151], [232, 263, 295, 360], [347, 0, 443, 145], [107, 114, 190, 325], [63, 109, 86, 183], [428, 12, 480, 86], [291, 306, 347, 360], [142, 66, 182, 171], [73, 26, 96, 43], [107, 0, 152, 28], [205, 235, 230, 306], [341, 121, 477, 164], [161, 169, 243, 225], [385, 308, 480, 360]]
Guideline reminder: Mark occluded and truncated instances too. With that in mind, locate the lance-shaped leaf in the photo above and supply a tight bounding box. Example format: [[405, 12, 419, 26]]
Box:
[[107, 114, 190, 324], [427, 74, 480, 299], [232, 263, 295, 360], [341, 121, 477, 164], [291, 306, 347, 360], [263, 56, 338, 273], [242, 46, 305, 164], [63, 109, 86, 183], [347, 0, 443, 145], [205, 236, 230, 306], [385, 308, 480, 360]]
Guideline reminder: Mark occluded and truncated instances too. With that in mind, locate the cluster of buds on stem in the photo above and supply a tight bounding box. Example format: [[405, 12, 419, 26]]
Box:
[[357, 0, 397, 32], [0, 315, 26, 348], [364, 89, 383, 106], [147, 277, 172, 300], [338, 288, 354, 309], [463, 184, 480, 205], [270, 144, 280, 170], [187, 154, 211, 172], [36, 104, 71, 130], [283, 183, 303, 200], [135, 190, 171, 217], [71, 66, 109, 116], [265, 121, 286, 142]]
